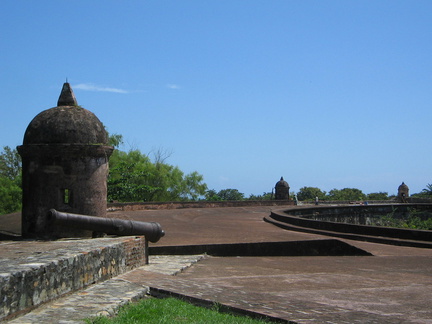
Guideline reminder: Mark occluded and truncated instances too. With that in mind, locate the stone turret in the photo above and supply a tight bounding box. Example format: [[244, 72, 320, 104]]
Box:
[[17, 82, 113, 239], [397, 182, 409, 202], [275, 177, 290, 200]]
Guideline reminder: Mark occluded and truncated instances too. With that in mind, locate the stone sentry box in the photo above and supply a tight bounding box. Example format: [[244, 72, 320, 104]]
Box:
[[275, 177, 290, 200], [17, 83, 113, 239]]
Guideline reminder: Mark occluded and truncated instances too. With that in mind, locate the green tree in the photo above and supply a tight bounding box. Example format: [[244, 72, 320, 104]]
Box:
[[216, 189, 245, 201], [0, 146, 21, 180], [205, 189, 221, 201], [411, 184, 432, 198], [108, 161, 161, 202], [367, 192, 389, 200], [0, 146, 22, 214], [297, 187, 326, 201], [108, 148, 207, 202], [421, 184, 432, 197], [248, 192, 273, 200], [147, 161, 185, 201], [108, 133, 124, 148], [0, 177, 22, 214], [182, 171, 208, 201], [328, 188, 366, 201]]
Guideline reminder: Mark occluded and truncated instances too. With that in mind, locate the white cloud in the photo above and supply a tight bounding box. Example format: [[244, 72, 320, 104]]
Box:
[[166, 84, 181, 90], [73, 83, 129, 94]]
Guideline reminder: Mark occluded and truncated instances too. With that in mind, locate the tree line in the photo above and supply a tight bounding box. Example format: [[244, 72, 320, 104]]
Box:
[[1, 138, 431, 214], [296, 187, 388, 202], [296, 185, 432, 202]]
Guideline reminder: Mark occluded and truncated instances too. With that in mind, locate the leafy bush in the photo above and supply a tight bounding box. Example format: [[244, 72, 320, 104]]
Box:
[[108, 148, 207, 202], [0, 176, 21, 214], [0, 146, 22, 214], [371, 208, 432, 230]]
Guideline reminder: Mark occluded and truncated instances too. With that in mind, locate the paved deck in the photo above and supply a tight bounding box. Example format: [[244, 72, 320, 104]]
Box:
[[3, 206, 432, 323]]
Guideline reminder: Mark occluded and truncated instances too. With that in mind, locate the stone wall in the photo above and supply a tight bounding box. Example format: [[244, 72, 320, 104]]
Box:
[[269, 204, 432, 243], [108, 200, 294, 212], [19, 145, 112, 239], [1, 236, 146, 321]]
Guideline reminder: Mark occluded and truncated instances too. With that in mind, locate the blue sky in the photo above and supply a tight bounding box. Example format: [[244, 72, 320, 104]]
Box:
[[1, 1, 431, 196]]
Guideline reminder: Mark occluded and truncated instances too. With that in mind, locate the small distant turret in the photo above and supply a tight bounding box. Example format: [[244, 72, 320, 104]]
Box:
[[397, 182, 409, 203], [275, 177, 290, 200]]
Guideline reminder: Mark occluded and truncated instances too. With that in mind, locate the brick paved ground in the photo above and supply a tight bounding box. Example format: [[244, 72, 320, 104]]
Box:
[[3, 205, 432, 323], [122, 254, 432, 323], [113, 206, 432, 323]]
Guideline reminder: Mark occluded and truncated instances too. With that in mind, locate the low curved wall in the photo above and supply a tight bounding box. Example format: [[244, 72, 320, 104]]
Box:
[[269, 204, 432, 243]]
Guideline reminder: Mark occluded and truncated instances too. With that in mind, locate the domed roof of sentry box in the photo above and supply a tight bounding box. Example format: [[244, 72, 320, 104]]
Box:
[[23, 82, 108, 145], [398, 182, 409, 190], [275, 177, 289, 188]]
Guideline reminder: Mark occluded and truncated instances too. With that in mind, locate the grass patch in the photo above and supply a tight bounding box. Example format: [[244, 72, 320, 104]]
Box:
[[86, 297, 272, 324]]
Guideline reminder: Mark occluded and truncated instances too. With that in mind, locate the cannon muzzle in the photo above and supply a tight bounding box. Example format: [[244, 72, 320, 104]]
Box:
[[48, 209, 165, 243]]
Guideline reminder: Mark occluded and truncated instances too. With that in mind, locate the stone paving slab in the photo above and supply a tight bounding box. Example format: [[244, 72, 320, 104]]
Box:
[[7, 255, 206, 324], [122, 254, 432, 324], [8, 279, 149, 324]]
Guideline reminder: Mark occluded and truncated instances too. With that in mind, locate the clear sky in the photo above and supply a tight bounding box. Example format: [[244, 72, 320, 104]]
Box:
[[1, 1, 431, 197]]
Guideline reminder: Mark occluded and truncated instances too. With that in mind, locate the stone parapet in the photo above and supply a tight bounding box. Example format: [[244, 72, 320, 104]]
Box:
[[108, 200, 294, 212], [266, 204, 432, 247], [0, 236, 146, 321]]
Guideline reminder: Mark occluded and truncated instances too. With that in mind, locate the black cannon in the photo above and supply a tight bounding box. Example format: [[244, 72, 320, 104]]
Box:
[[48, 209, 165, 243]]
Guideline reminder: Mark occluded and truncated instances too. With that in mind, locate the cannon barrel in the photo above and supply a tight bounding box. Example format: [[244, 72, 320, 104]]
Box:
[[48, 209, 165, 243]]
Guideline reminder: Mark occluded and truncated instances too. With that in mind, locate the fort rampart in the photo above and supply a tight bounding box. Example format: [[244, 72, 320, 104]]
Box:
[[107, 199, 294, 211], [1, 236, 146, 321], [267, 203, 432, 246]]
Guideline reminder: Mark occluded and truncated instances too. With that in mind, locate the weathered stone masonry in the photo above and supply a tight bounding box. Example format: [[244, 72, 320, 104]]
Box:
[[0, 236, 146, 321], [17, 83, 113, 239]]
